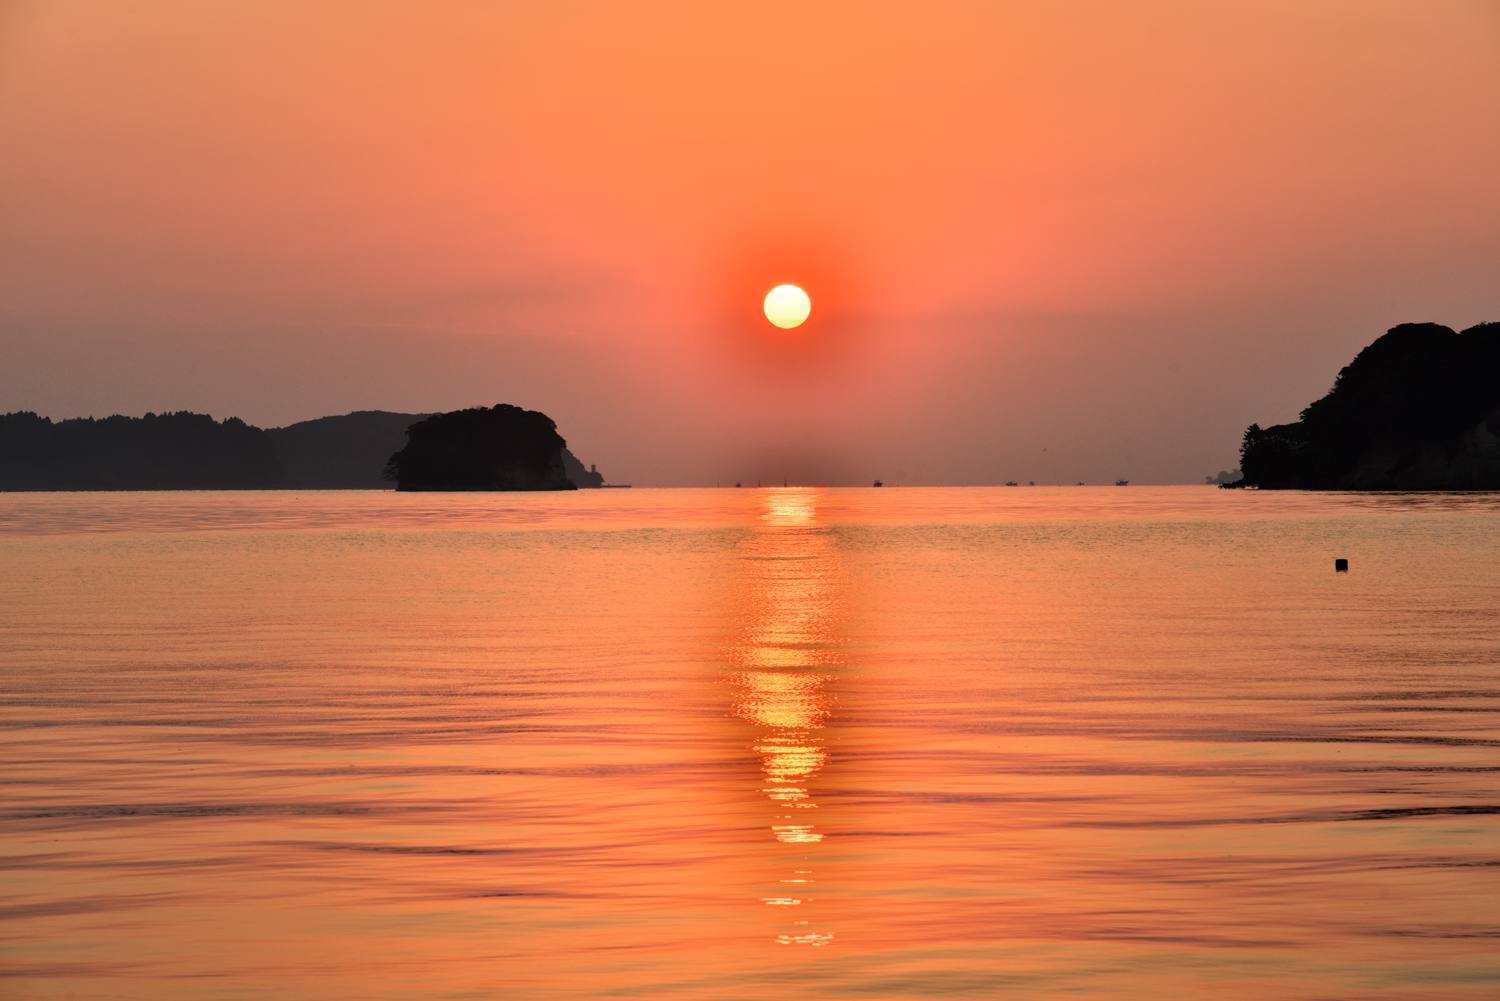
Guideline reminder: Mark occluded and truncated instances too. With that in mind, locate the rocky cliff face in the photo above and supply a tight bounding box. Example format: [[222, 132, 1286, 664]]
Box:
[[384, 405, 577, 491], [560, 449, 605, 488], [1237, 322, 1500, 489]]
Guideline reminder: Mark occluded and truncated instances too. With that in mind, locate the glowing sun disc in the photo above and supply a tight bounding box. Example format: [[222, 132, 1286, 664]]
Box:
[[763, 284, 811, 329]]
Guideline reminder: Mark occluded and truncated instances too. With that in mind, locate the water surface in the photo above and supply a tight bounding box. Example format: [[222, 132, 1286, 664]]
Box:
[[2, 487, 1498, 998]]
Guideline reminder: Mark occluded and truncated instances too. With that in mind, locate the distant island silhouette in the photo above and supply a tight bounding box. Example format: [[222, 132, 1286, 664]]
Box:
[[1233, 321, 1500, 489], [0, 407, 605, 491], [384, 405, 579, 491], [271, 410, 604, 489]]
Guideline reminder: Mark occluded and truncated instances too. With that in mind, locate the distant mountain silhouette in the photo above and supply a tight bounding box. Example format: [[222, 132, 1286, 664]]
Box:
[[384, 405, 576, 491], [1235, 321, 1500, 489], [0, 407, 606, 490], [268, 410, 428, 488], [0, 411, 284, 489]]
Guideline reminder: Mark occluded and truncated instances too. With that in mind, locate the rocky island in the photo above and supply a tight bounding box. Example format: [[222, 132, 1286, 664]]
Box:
[[384, 404, 578, 491], [1234, 321, 1500, 489], [270, 410, 604, 488]]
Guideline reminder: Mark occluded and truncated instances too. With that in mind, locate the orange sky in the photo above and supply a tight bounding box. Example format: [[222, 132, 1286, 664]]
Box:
[[2, 1, 1498, 483]]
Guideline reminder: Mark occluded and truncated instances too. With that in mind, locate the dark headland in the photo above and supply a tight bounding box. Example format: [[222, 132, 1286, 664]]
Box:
[[0, 406, 606, 491], [1233, 321, 1500, 489]]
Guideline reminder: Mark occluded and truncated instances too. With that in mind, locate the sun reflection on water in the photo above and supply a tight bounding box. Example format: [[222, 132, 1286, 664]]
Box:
[[728, 488, 845, 948]]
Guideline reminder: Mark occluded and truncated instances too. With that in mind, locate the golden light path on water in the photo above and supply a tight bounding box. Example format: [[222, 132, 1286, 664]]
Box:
[[729, 489, 841, 948]]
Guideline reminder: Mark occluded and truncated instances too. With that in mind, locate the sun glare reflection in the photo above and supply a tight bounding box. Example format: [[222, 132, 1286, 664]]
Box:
[[729, 488, 845, 948]]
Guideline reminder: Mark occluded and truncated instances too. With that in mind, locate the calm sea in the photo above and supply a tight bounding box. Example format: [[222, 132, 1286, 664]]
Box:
[[2, 487, 1498, 999]]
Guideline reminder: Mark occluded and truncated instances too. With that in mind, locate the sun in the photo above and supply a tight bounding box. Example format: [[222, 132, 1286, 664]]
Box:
[[763, 284, 811, 329]]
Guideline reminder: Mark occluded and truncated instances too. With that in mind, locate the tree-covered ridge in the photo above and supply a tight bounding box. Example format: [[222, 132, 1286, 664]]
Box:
[[1237, 322, 1500, 489], [0, 410, 284, 490]]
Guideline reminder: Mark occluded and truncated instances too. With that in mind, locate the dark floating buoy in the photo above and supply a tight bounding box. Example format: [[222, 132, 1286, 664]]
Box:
[[1335, 558, 1349, 573]]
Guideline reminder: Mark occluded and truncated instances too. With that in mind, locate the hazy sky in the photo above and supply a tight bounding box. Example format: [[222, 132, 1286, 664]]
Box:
[[2, 1, 1498, 484]]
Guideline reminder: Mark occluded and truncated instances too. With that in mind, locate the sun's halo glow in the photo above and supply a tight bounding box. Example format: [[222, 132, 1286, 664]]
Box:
[[763, 284, 811, 329]]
